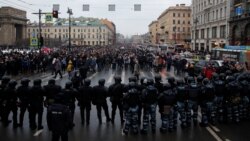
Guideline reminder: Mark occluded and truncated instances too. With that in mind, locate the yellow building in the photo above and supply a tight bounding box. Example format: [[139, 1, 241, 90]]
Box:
[[155, 4, 191, 47], [148, 21, 159, 45], [27, 18, 116, 47]]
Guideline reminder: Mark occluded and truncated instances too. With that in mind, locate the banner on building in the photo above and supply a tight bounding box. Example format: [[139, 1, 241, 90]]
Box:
[[30, 38, 38, 46], [45, 14, 53, 23]]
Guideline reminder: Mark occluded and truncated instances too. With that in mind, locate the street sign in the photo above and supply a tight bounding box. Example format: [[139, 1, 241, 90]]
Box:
[[45, 14, 53, 23], [30, 38, 38, 46], [53, 4, 60, 11]]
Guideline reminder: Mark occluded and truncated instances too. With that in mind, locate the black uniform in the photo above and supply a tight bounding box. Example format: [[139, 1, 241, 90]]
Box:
[[158, 86, 177, 133], [0, 77, 10, 121], [61, 82, 78, 128], [29, 79, 45, 130], [92, 79, 111, 123], [77, 79, 92, 125], [140, 80, 158, 134], [16, 78, 31, 127], [47, 94, 71, 141], [44, 79, 61, 107], [108, 76, 125, 124], [2, 80, 18, 127]]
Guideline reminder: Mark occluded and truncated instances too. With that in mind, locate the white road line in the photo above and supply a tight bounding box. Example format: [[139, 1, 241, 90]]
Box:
[[141, 71, 145, 77], [88, 72, 98, 80], [150, 71, 155, 78], [107, 74, 115, 84], [210, 125, 221, 132], [122, 70, 125, 83], [225, 139, 231, 141], [206, 127, 223, 141], [33, 129, 43, 136]]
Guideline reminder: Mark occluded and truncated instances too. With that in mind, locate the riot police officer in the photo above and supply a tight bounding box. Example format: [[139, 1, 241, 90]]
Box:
[[44, 79, 61, 107], [154, 75, 164, 94], [61, 81, 78, 128], [158, 84, 177, 133], [92, 79, 111, 124], [123, 82, 141, 135], [17, 78, 31, 127], [47, 94, 71, 141], [214, 73, 226, 122], [2, 80, 18, 128], [238, 75, 249, 120], [168, 77, 178, 129], [200, 78, 216, 127], [77, 79, 92, 125], [29, 79, 45, 130], [225, 76, 241, 123], [176, 79, 188, 128], [108, 76, 125, 124], [140, 78, 158, 134], [186, 76, 201, 126], [0, 76, 10, 121]]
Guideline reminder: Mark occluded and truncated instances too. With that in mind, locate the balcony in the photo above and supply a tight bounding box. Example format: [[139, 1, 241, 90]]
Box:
[[230, 11, 250, 21], [234, 0, 243, 6]]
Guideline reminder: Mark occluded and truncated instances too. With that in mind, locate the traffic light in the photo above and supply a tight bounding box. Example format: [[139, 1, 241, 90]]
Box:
[[52, 10, 58, 18]]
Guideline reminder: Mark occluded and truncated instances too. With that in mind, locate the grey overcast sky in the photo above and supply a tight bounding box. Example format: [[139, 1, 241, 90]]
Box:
[[0, 0, 191, 36]]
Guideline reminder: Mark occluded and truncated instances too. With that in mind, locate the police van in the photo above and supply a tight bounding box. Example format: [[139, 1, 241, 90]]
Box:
[[157, 44, 175, 53]]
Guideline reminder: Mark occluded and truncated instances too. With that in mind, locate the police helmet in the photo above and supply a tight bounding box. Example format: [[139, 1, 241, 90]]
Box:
[[129, 76, 137, 82], [177, 79, 185, 85], [219, 73, 226, 80], [187, 76, 195, 84], [33, 79, 42, 86], [1, 76, 10, 84], [8, 80, 17, 88], [21, 78, 30, 86], [197, 75, 204, 83], [84, 79, 91, 86], [163, 83, 172, 90], [48, 79, 56, 85], [154, 75, 161, 82], [168, 77, 175, 84], [114, 76, 122, 82], [147, 78, 154, 85], [98, 79, 105, 85], [65, 81, 73, 89], [225, 70, 232, 76], [212, 73, 219, 81], [202, 78, 210, 85], [226, 76, 235, 83]]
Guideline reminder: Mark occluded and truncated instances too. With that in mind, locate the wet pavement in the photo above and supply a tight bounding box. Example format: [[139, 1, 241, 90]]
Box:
[[0, 68, 250, 141]]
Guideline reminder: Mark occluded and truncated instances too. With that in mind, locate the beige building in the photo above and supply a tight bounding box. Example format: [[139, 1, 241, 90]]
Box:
[[27, 18, 116, 47], [156, 4, 191, 47], [148, 21, 159, 45], [0, 7, 28, 47]]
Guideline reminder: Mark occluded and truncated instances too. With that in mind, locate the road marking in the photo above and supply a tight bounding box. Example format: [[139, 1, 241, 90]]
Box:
[[225, 139, 231, 141], [141, 71, 145, 77], [33, 129, 43, 136], [205, 127, 223, 141], [88, 72, 98, 79], [122, 70, 125, 83], [102, 117, 106, 124], [210, 125, 220, 132], [107, 73, 115, 84], [150, 71, 155, 78]]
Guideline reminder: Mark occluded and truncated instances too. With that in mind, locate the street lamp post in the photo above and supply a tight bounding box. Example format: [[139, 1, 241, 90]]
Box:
[[193, 18, 199, 51], [67, 8, 73, 51]]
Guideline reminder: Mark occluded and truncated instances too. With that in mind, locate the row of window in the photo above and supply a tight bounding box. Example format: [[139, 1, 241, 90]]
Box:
[[193, 25, 226, 39], [196, 6, 227, 24], [172, 27, 191, 32], [173, 12, 191, 18], [173, 20, 191, 25], [28, 28, 106, 33], [194, 0, 225, 13], [28, 33, 109, 39]]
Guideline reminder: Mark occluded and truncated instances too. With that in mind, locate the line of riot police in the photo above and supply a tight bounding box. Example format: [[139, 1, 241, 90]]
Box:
[[0, 71, 250, 136]]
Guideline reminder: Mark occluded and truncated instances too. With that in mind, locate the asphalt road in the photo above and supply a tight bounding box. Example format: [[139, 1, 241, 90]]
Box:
[[0, 68, 250, 141]]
